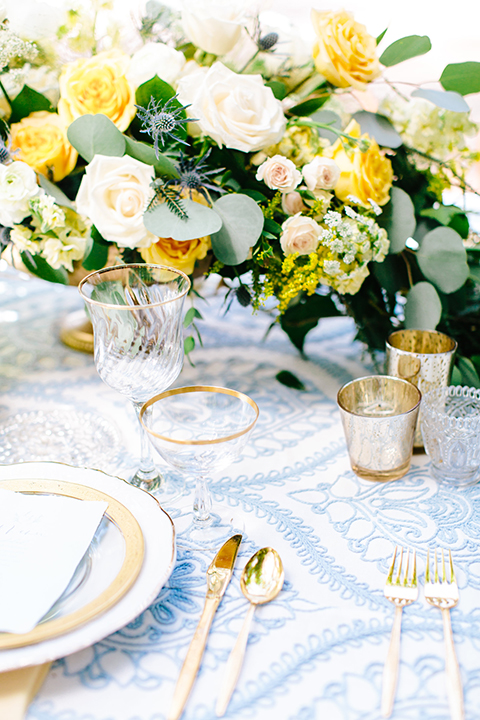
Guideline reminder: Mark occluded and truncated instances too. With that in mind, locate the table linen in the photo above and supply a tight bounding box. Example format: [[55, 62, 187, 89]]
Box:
[[0, 267, 479, 720]]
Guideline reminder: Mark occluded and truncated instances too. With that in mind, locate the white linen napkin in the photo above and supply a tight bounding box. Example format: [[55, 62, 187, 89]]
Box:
[[0, 488, 108, 634]]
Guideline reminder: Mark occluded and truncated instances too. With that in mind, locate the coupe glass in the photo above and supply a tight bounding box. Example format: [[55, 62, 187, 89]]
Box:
[[140, 386, 259, 547], [79, 264, 190, 497]]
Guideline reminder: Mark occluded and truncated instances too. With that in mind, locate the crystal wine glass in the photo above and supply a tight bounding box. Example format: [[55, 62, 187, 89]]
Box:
[[78, 264, 190, 498], [140, 386, 259, 547]]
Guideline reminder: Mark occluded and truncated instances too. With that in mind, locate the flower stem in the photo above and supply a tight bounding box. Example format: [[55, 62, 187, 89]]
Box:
[[238, 49, 259, 74], [0, 79, 12, 112]]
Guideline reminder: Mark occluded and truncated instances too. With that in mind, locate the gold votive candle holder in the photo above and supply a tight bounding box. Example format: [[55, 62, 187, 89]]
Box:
[[337, 375, 421, 482]]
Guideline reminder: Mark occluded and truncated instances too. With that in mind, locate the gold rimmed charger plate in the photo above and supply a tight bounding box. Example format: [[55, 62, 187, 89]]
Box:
[[0, 478, 144, 649]]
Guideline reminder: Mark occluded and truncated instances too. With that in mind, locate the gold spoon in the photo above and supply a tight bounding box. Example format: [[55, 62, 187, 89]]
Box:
[[215, 547, 284, 717]]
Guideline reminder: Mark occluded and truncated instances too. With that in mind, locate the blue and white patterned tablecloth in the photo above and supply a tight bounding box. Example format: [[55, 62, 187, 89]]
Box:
[[1, 265, 479, 720]]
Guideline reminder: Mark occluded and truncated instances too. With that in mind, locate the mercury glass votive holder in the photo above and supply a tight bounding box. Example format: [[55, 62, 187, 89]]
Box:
[[421, 385, 480, 487], [337, 375, 421, 482], [386, 329, 457, 448]]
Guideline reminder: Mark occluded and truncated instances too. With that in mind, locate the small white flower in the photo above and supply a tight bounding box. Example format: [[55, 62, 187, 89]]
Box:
[[42, 235, 85, 273], [30, 195, 65, 232], [10, 224, 36, 253], [0, 161, 41, 227], [324, 259, 341, 276], [302, 156, 340, 192], [256, 155, 302, 193]]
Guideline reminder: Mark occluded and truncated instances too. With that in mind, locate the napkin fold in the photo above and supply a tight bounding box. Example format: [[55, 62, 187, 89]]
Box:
[[0, 663, 51, 720]]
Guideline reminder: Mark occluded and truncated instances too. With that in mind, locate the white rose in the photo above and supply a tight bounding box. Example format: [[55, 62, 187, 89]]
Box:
[[182, 0, 246, 56], [0, 161, 41, 227], [127, 43, 186, 88], [177, 62, 286, 152], [282, 191, 306, 216], [280, 213, 321, 255], [302, 156, 341, 192], [256, 155, 302, 193], [75, 155, 156, 249]]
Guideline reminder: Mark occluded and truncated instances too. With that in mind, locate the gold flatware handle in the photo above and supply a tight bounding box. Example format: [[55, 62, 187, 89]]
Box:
[[216, 603, 255, 717], [381, 605, 403, 718], [0, 662, 51, 720], [168, 596, 220, 720], [442, 608, 464, 720]]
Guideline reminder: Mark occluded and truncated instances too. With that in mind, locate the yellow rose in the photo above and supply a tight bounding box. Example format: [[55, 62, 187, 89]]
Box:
[[10, 111, 78, 182], [327, 120, 393, 207], [58, 50, 136, 131], [311, 10, 380, 90], [141, 236, 211, 275]]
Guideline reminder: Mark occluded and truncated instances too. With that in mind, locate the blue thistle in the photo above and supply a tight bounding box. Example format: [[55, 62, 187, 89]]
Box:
[[0, 137, 11, 164], [135, 94, 193, 157], [166, 150, 224, 203]]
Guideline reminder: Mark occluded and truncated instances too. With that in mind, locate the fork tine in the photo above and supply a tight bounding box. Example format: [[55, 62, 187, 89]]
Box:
[[449, 549, 456, 584], [402, 549, 410, 587], [441, 548, 446, 583], [386, 546, 398, 584], [412, 550, 417, 587], [434, 548, 439, 583], [395, 547, 404, 585], [425, 549, 430, 583]]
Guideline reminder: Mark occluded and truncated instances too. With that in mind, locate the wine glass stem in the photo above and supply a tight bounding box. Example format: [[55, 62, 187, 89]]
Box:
[[133, 402, 158, 482], [193, 475, 212, 525]]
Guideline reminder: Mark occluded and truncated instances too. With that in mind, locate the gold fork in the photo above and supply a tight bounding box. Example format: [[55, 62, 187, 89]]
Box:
[[381, 547, 418, 718], [424, 549, 464, 720]]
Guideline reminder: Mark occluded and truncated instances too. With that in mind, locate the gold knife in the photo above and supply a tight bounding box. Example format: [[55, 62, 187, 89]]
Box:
[[167, 534, 242, 720]]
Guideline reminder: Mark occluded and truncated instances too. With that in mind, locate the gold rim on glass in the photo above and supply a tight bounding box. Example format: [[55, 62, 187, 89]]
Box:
[[387, 329, 457, 356], [140, 386, 259, 446], [337, 375, 422, 418], [78, 263, 191, 309], [0, 478, 145, 649]]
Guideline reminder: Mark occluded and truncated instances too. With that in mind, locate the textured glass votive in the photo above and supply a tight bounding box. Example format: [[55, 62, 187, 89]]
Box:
[[386, 329, 457, 448], [421, 385, 480, 487], [337, 375, 421, 482]]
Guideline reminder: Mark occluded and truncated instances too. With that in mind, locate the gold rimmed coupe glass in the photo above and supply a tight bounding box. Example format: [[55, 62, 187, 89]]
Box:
[[79, 264, 190, 498], [140, 386, 259, 547]]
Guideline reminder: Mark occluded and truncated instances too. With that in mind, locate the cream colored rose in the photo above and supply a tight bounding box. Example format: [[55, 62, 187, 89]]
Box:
[[182, 0, 246, 56], [302, 156, 340, 192], [256, 155, 302, 193], [177, 62, 286, 152], [75, 155, 156, 249], [0, 161, 41, 227], [282, 191, 306, 216], [280, 214, 321, 256], [127, 43, 186, 88], [311, 10, 380, 90], [58, 50, 136, 132]]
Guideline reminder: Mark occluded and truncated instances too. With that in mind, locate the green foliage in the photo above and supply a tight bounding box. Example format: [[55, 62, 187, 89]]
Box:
[[421, 204, 469, 238], [411, 88, 469, 113], [452, 356, 480, 388], [210, 194, 264, 265], [82, 238, 109, 271], [133, 76, 187, 145], [184, 335, 195, 361], [21, 252, 68, 285], [67, 114, 126, 162], [379, 35, 431, 67], [9, 86, 52, 124], [377, 187, 416, 254], [280, 293, 341, 352], [265, 80, 287, 100], [404, 281, 442, 329], [440, 62, 480, 96], [144, 196, 221, 240], [376, 28, 388, 45], [38, 175, 75, 210], [352, 111, 402, 149], [417, 226, 469, 294], [288, 96, 329, 117], [276, 370, 306, 391], [183, 307, 203, 328], [124, 136, 178, 178]]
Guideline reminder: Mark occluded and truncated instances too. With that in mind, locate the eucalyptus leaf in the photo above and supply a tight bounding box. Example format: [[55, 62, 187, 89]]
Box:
[[276, 370, 306, 391], [82, 240, 109, 271], [379, 35, 431, 67], [440, 62, 480, 95], [404, 282, 442, 330], [20, 252, 68, 285], [352, 111, 402, 148], [67, 114, 126, 162], [420, 204, 465, 225], [377, 187, 416, 253], [289, 96, 329, 117], [143, 198, 222, 241], [265, 80, 287, 100], [38, 175, 75, 210], [124, 136, 178, 178], [309, 110, 341, 143], [417, 226, 469, 293], [411, 88, 469, 113], [210, 194, 264, 265], [469, 266, 480, 284]]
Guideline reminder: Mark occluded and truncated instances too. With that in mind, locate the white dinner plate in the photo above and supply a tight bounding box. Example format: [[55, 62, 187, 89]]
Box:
[[0, 461, 176, 672]]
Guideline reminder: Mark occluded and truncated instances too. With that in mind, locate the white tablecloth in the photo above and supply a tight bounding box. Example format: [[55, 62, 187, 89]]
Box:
[[0, 266, 478, 720]]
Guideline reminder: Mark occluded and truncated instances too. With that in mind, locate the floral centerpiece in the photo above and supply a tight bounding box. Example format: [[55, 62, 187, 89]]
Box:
[[1, 1, 480, 383]]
